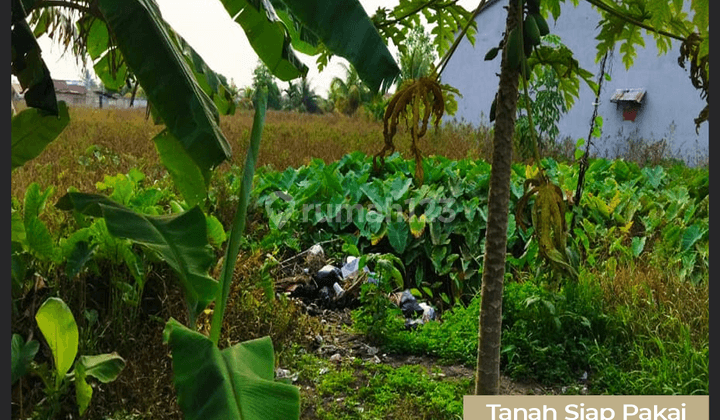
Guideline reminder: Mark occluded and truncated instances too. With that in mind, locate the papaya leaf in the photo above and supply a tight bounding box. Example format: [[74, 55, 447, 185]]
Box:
[[164, 319, 300, 420], [11, 102, 70, 171]]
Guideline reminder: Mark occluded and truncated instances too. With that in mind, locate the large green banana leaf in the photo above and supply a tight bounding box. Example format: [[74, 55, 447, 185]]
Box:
[[56, 192, 218, 325], [11, 101, 70, 171], [97, 0, 231, 177], [281, 0, 401, 93], [217, 0, 308, 81], [11, 0, 59, 115], [164, 319, 300, 420]]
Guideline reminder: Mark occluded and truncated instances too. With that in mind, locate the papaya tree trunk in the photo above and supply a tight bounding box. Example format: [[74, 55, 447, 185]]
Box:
[[475, 0, 522, 395]]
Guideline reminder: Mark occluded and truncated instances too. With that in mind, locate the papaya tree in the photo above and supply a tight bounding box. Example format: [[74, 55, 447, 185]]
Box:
[[469, 0, 709, 395], [366, 0, 707, 395]]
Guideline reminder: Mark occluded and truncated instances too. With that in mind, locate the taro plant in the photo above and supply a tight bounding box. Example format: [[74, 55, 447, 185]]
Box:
[[15, 0, 402, 418]]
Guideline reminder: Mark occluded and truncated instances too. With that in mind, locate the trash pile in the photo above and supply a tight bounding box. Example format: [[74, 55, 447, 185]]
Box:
[[274, 243, 436, 329]]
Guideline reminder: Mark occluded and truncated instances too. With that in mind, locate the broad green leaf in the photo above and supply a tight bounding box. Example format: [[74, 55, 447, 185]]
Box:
[[387, 217, 409, 254], [74, 360, 93, 416], [26, 217, 57, 261], [153, 130, 208, 208], [65, 240, 97, 280], [217, 0, 308, 81], [642, 166, 666, 189], [11, 102, 70, 171], [409, 213, 427, 238], [11, 211, 26, 244], [56, 193, 218, 324], [93, 50, 128, 91], [206, 214, 227, 249], [98, 0, 232, 177], [631, 236, 646, 257], [78, 16, 110, 60], [11, 242, 28, 291], [76, 353, 126, 383], [170, 29, 237, 115], [681, 224, 705, 252], [11, 9, 59, 114], [281, 0, 400, 92], [11, 334, 39, 385], [389, 176, 413, 201], [35, 297, 79, 388], [275, 9, 320, 55], [164, 319, 300, 420]]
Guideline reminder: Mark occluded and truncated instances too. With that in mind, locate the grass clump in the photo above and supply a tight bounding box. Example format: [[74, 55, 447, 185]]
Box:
[[285, 350, 471, 420]]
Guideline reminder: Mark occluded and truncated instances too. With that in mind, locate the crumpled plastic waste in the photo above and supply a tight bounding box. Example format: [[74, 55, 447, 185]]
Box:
[[399, 289, 436, 330]]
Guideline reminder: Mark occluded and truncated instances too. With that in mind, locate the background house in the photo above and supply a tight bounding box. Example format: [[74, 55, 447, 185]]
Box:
[[11, 78, 147, 110], [441, 0, 708, 165]]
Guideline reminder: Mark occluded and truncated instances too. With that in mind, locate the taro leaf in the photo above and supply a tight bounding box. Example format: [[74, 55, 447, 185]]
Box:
[[98, 0, 232, 179], [217, 0, 308, 81], [26, 217, 57, 262], [681, 224, 705, 252], [280, 0, 400, 93], [361, 181, 388, 214], [366, 210, 384, 235], [35, 297, 79, 388], [11, 334, 39, 385], [387, 217, 409, 254], [23, 182, 55, 225], [56, 192, 218, 325], [11, 212, 26, 244], [163, 318, 300, 420], [11, 102, 70, 171], [153, 130, 207, 208], [389, 176, 413, 201], [631, 236, 646, 257], [642, 166, 666, 189], [11, 242, 28, 292], [65, 240, 98, 280], [409, 214, 427, 238]]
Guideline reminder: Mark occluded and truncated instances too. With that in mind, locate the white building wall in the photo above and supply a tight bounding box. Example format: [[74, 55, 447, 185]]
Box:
[[441, 0, 708, 164]]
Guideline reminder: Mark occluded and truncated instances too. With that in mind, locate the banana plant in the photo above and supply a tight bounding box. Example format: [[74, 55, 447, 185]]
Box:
[[24, 297, 126, 418], [19, 0, 400, 418]]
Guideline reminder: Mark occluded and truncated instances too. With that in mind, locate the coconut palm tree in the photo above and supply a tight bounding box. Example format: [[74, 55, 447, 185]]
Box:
[[284, 76, 322, 113], [328, 63, 372, 115]]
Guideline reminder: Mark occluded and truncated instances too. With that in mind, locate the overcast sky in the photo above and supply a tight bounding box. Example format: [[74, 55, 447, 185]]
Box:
[[34, 0, 478, 97]]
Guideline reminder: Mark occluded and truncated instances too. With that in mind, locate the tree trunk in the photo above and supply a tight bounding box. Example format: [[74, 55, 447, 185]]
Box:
[[475, 0, 522, 395]]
